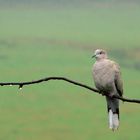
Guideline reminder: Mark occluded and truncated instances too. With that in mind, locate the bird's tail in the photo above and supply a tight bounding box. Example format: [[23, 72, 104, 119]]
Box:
[[106, 96, 119, 131]]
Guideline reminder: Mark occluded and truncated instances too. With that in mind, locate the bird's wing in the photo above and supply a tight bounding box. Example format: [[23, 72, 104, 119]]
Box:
[[113, 62, 123, 96]]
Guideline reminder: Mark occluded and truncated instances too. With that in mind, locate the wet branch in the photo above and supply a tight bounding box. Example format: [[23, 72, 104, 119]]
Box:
[[0, 76, 139, 104]]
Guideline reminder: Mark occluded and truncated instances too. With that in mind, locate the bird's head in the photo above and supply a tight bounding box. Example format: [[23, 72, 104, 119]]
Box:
[[92, 49, 108, 60]]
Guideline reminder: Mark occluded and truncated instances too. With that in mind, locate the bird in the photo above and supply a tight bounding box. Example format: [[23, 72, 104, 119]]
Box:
[[92, 49, 123, 131]]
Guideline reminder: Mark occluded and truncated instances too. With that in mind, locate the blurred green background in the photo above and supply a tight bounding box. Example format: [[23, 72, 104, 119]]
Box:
[[0, 0, 140, 139]]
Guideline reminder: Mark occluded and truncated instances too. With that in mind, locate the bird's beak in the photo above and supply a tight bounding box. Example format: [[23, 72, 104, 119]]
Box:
[[92, 54, 96, 58]]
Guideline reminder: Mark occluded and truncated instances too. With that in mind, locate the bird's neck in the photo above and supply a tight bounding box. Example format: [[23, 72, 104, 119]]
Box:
[[96, 57, 108, 61]]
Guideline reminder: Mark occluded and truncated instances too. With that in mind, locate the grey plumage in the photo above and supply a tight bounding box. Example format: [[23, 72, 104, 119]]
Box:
[[92, 49, 123, 131]]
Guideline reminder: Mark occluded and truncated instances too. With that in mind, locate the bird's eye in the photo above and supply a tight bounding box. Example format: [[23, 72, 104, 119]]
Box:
[[99, 52, 102, 54]]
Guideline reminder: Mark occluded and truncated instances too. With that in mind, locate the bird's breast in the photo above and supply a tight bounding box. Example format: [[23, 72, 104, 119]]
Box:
[[93, 61, 115, 92]]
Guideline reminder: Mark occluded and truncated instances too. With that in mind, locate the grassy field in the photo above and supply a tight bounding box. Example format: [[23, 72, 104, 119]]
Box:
[[0, 1, 140, 140]]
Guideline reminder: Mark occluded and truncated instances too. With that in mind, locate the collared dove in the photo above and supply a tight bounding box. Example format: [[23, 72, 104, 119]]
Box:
[[92, 49, 123, 131]]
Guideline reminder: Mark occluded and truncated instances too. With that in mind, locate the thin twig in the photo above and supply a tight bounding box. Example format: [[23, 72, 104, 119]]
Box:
[[0, 76, 139, 104]]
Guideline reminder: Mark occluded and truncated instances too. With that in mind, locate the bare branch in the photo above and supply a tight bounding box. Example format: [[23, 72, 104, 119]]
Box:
[[0, 76, 139, 104]]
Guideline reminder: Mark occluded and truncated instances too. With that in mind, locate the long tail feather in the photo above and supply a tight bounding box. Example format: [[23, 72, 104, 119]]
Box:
[[108, 109, 119, 131], [106, 97, 120, 131]]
